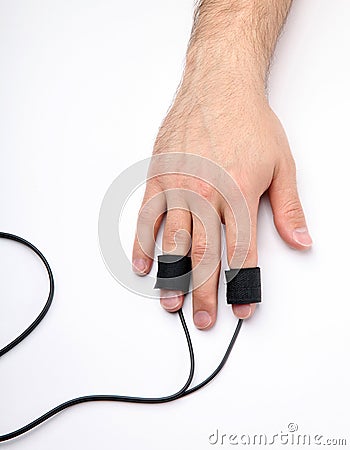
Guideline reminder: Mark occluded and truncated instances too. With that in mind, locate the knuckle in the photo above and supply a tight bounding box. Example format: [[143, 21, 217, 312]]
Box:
[[137, 204, 159, 227], [281, 198, 304, 221], [163, 227, 189, 249], [191, 242, 220, 281], [191, 240, 214, 263], [194, 179, 213, 200], [162, 232, 176, 251], [192, 288, 215, 304], [230, 241, 254, 265]]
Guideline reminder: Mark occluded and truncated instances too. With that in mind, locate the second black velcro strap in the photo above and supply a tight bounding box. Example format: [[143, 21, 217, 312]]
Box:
[[154, 254, 192, 293], [225, 267, 261, 305]]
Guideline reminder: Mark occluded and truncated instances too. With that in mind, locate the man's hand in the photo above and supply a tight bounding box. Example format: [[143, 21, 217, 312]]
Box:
[[132, 0, 312, 329]]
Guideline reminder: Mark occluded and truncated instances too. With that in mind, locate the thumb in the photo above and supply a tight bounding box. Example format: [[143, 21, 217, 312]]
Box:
[[269, 158, 313, 250]]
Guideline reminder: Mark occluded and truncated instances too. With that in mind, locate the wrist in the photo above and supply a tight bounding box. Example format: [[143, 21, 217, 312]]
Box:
[[180, 42, 268, 108], [184, 3, 281, 96]]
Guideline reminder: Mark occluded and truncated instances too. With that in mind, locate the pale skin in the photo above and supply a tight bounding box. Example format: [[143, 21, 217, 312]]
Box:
[[132, 0, 312, 329]]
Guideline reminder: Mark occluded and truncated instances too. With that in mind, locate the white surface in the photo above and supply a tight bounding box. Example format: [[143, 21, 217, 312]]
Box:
[[0, 0, 350, 448]]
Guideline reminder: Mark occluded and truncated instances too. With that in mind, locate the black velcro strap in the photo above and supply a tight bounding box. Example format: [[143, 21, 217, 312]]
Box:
[[154, 254, 192, 293], [225, 267, 261, 305]]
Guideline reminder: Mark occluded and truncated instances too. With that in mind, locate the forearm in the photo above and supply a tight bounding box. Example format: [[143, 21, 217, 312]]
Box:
[[184, 0, 293, 94]]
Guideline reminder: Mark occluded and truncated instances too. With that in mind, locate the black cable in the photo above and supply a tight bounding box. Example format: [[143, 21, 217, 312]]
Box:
[[0, 232, 243, 443], [0, 232, 54, 358]]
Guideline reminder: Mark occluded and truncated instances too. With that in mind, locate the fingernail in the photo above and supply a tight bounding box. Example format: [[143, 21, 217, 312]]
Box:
[[234, 304, 251, 319], [132, 258, 148, 274], [160, 290, 182, 310], [292, 227, 313, 247], [194, 311, 212, 329]]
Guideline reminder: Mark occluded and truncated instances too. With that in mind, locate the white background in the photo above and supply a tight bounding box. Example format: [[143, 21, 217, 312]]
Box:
[[0, 0, 349, 449]]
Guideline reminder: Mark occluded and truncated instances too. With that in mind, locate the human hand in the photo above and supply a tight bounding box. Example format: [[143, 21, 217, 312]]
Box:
[[132, 0, 312, 329]]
